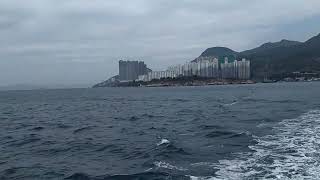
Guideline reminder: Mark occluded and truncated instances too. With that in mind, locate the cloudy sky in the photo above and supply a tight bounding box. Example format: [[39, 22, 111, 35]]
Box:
[[1, 0, 320, 87]]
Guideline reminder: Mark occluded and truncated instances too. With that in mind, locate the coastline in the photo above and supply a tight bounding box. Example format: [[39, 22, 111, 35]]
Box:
[[92, 77, 320, 88], [143, 80, 256, 87], [92, 77, 256, 88]]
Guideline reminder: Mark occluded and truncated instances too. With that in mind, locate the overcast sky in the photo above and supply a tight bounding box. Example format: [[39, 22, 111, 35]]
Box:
[[1, 0, 320, 87]]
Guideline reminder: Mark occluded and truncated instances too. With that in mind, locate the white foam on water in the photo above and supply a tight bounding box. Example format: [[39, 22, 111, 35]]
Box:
[[187, 175, 215, 180], [157, 139, 170, 146], [154, 161, 188, 171], [191, 162, 216, 167], [224, 101, 238, 106], [144, 167, 153, 172], [208, 110, 320, 180]]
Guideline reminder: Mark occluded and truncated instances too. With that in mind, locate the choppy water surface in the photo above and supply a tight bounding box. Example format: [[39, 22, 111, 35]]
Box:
[[0, 82, 320, 180]]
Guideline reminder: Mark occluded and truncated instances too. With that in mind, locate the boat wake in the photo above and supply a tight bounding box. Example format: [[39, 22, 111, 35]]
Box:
[[207, 110, 320, 180]]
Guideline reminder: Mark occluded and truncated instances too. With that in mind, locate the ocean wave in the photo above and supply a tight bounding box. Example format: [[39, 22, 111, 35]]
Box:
[[198, 125, 223, 130], [205, 131, 235, 138], [205, 130, 251, 139], [8, 136, 41, 147], [65, 172, 191, 180], [155, 143, 191, 158], [154, 161, 188, 171], [73, 126, 95, 134], [129, 116, 139, 121], [211, 110, 320, 179], [95, 144, 119, 152], [157, 139, 170, 146], [141, 113, 165, 118], [57, 123, 72, 129], [31, 126, 44, 131], [224, 101, 238, 106]]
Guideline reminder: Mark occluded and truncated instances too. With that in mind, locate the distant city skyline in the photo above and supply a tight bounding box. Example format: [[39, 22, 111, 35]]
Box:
[[122, 56, 250, 82], [1, 1, 320, 88]]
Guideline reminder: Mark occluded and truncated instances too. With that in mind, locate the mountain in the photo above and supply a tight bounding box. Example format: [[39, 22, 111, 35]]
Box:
[[241, 40, 302, 56], [196, 33, 320, 80], [200, 47, 238, 58], [92, 75, 120, 88], [239, 33, 320, 79], [192, 47, 238, 62]]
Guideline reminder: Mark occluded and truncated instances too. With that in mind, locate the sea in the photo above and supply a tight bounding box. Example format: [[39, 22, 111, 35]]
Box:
[[0, 82, 320, 180]]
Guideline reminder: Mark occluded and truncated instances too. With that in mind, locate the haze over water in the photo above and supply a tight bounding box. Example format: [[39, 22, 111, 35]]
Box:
[[1, 82, 320, 179]]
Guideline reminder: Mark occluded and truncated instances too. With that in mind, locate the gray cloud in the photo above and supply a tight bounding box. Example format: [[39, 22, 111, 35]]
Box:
[[1, 0, 320, 87]]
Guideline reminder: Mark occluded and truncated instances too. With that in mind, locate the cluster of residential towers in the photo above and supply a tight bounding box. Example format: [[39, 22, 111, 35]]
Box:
[[119, 56, 250, 82], [118, 60, 150, 81]]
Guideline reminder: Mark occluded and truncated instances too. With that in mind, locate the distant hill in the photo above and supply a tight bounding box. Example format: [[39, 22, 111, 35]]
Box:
[[241, 40, 302, 56], [196, 33, 320, 80], [192, 47, 238, 63], [92, 75, 120, 88], [239, 33, 320, 79], [198, 47, 237, 58]]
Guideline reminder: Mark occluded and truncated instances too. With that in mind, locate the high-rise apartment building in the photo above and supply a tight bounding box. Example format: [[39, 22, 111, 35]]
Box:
[[120, 57, 250, 82], [236, 58, 251, 80], [119, 60, 148, 81], [221, 58, 250, 79]]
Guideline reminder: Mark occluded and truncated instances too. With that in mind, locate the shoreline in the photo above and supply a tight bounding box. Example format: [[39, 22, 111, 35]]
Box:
[[92, 78, 320, 88], [93, 78, 257, 88], [143, 80, 256, 87]]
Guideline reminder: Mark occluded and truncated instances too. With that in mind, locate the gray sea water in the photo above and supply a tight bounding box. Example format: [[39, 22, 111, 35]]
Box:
[[0, 82, 320, 180]]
